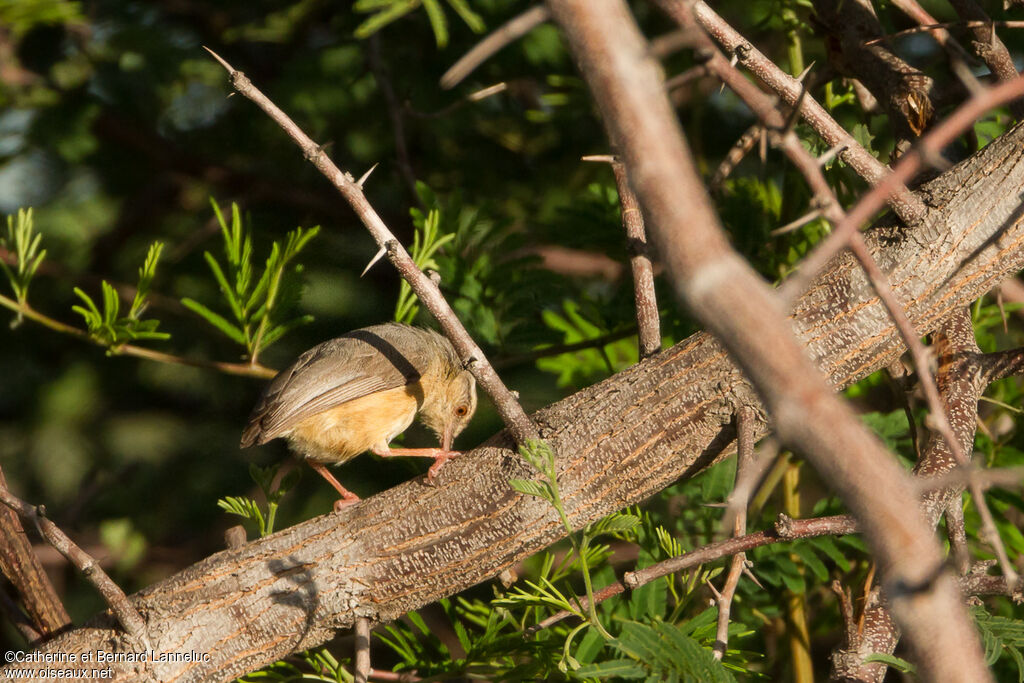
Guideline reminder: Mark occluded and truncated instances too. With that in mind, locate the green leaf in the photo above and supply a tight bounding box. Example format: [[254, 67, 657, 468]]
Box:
[[574, 659, 646, 678], [445, 0, 485, 33], [203, 251, 244, 322], [422, 0, 448, 46], [257, 314, 314, 350], [509, 478, 551, 501], [181, 298, 246, 344], [591, 513, 641, 536], [863, 653, 916, 673], [354, 0, 418, 39]]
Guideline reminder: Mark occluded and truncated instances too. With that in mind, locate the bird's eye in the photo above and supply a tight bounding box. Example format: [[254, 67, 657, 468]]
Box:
[[455, 405, 468, 417]]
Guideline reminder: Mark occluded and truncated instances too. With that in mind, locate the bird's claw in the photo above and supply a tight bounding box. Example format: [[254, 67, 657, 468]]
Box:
[[426, 450, 461, 485], [332, 496, 360, 513]]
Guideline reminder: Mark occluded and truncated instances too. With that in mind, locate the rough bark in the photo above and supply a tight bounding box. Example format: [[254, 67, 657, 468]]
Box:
[[4, 119, 1024, 682]]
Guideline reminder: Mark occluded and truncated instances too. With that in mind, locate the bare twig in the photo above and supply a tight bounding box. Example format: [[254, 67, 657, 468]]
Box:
[[946, 0, 1024, 119], [369, 668, 422, 682], [206, 48, 538, 445], [0, 484, 148, 643], [354, 617, 371, 683], [712, 405, 755, 660], [582, 155, 661, 358], [441, 5, 550, 89], [945, 498, 971, 575], [493, 327, 637, 369], [529, 514, 857, 634], [366, 36, 419, 201], [709, 123, 763, 191], [865, 19, 1024, 45], [781, 75, 1024, 302]]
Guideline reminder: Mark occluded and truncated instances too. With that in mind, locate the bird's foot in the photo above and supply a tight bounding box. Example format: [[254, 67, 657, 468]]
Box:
[[426, 450, 461, 485], [332, 495, 360, 513]]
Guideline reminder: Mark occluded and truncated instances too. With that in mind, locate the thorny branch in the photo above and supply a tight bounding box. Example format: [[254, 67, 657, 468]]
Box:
[[712, 404, 755, 660], [205, 48, 539, 446], [529, 514, 858, 634], [581, 155, 661, 358]]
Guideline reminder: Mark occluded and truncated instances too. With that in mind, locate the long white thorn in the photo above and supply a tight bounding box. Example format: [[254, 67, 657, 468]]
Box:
[[361, 245, 387, 277]]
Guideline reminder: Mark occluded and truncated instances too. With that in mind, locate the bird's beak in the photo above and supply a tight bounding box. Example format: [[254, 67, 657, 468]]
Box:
[[441, 422, 455, 453]]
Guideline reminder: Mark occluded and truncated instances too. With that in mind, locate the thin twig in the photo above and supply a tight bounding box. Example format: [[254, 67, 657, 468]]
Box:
[[368, 669, 422, 682], [685, 0, 928, 225], [441, 5, 550, 89], [528, 513, 857, 634], [0, 484, 148, 643], [945, 498, 971, 575], [0, 292, 276, 379], [366, 36, 419, 201], [582, 155, 661, 358], [713, 405, 755, 660], [354, 618, 371, 683], [864, 19, 1024, 45], [206, 48, 538, 445], [405, 82, 508, 120], [946, 0, 1024, 119], [493, 327, 636, 369]]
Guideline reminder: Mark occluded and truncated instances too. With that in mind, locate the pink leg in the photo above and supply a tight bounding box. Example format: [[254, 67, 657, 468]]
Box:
[[371, 446, 462, 484], [308, 461, 360, 512]]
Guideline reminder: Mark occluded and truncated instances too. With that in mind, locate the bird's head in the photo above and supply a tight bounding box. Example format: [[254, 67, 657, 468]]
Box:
[[420, 369, 477, 451]]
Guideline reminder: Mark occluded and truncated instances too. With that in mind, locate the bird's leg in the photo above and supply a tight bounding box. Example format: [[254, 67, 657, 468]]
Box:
[[371, 446, 462, 484], [308, 461, 360, 512]]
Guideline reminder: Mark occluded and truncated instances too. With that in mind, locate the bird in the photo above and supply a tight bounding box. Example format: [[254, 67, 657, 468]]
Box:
[[240, 323, 478, 510]]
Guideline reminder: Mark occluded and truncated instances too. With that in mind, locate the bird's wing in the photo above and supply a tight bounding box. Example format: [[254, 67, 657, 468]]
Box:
[[241, 328, 427, 445]]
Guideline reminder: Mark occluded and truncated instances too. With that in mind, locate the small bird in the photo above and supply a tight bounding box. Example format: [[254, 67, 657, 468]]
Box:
[[240, 323, 477, 509]]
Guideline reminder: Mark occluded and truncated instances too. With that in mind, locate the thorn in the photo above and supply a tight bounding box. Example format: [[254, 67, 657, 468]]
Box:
[[818, 143, 847, 167], [361, 246, 387, 277], [203, 46, 235, 74], [742, 562, 764, 589], [356, 163, 379, 188], [581, 154, 617, 164], [427, 270, 442, 286], [468, 82, 508, 102], [794, 61, 815, 83], [771, 208, 824, 236]]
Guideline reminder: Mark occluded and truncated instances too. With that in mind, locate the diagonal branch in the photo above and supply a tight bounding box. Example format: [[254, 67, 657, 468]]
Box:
[[204, 48, 538, 446], [544, 0, 991, 680]]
